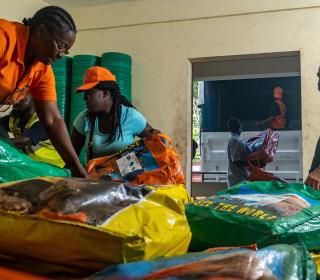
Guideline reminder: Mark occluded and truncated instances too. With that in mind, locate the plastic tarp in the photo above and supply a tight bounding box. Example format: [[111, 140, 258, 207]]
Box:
[[0, 139, 70, 182]]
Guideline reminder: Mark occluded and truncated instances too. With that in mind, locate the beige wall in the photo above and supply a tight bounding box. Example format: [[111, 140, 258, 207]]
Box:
[[0, 0, 47, 21], [68, 0, 320, 187]]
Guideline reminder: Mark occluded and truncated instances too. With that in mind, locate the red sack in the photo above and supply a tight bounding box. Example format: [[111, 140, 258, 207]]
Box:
[[248, 167, 287, 183], [86, 133, 185, 185], [246, 130, 285, 183], [245, 129, 279, 168]]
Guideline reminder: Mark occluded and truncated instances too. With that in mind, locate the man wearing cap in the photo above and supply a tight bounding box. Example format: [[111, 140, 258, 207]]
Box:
[[226, 117, 249, 187], [255, 86, 287, 130], [71, 66, 159, 162]]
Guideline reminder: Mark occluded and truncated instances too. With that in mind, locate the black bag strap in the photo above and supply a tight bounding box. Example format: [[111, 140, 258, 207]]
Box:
[[87, 115, 96, 161]]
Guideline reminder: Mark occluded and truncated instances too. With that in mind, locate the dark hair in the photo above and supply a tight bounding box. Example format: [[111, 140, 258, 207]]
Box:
[[227, 117, 242, 133], [94, 81, 134, 144], [22, 6, 76, 34], [192, 139, 198, 160]]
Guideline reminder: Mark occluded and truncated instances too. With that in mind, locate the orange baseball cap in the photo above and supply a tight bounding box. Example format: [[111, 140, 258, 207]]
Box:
[[76, 66, 116, 93]]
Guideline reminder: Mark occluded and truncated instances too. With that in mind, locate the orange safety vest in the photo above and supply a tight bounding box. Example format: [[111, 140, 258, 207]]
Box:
[[270, 99, 286, 129]]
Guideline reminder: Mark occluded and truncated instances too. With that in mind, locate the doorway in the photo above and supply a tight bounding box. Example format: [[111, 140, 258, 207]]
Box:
[[191, 51, 302, 196]]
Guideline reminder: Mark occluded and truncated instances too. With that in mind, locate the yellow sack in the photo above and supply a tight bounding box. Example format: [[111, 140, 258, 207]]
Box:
[[0, 177, 191, 276], [311, 252, 320, 275]]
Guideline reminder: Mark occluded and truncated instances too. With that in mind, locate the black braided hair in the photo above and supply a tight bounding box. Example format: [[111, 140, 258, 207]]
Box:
[[95, 81, 134, 144], [227, 117, 242, 133], [22, 6, 76, 34]]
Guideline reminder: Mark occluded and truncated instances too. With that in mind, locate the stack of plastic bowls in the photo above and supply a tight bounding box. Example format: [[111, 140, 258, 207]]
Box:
[[52, 56, 72, 124], [101, 52, 132, 102], [70, 55, 100, 165]]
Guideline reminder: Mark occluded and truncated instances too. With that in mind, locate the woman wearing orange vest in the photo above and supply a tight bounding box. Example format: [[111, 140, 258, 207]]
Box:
[[0, 6, 86, 177], [255, 86, 287, 130]]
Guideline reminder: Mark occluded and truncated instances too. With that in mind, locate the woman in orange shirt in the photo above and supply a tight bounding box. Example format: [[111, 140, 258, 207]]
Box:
[[0, 6, 86, 177]]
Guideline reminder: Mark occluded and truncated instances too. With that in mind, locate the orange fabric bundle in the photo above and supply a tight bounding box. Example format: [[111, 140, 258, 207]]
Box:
[[86, 133, 185, 185], [248, 167, 287, 183], [40, 209, 88, 223], [0, 266, 50, 280], [206, 244, 257, 252]]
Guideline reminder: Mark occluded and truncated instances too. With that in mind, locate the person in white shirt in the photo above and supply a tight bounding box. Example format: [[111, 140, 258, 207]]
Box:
[[227, 117, 249, 187]]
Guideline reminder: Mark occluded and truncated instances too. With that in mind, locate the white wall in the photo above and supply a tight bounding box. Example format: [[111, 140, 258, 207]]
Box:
[[0, 0, 47, 21]]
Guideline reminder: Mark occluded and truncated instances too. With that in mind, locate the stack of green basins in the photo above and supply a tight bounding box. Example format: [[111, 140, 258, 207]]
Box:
[[52, 56, 72, 124], [70, 55, 100, 165], [101, 52, 132, 102]]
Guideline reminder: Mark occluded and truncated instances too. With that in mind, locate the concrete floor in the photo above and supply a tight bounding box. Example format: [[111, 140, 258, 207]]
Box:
[[191, 182, 227, 197], [192, 161, 228, 197]]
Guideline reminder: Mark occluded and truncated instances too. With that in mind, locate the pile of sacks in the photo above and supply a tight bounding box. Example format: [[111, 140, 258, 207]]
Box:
[[89, 180, 320, 279], [1, 133, 320, 279]]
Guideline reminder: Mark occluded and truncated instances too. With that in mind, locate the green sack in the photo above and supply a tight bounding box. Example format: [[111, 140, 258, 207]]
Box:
[[0, 139, 70, 182], [186, 180, 320, 251]]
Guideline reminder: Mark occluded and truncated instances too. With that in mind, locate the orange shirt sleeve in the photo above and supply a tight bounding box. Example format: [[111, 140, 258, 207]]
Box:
[[0, 28, 8, 60], [30, 66, 57, 102]]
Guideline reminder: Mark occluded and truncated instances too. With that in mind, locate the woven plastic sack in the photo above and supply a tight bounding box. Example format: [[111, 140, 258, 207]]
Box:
[[246, 129, 279, 168], [0, 177, 190, 276], [248, 167, 287, 183], [86, 133, 185, 185], [186, 180, 320, 251], [90, 243, 316, 280], [0, 139, 70, 182]]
